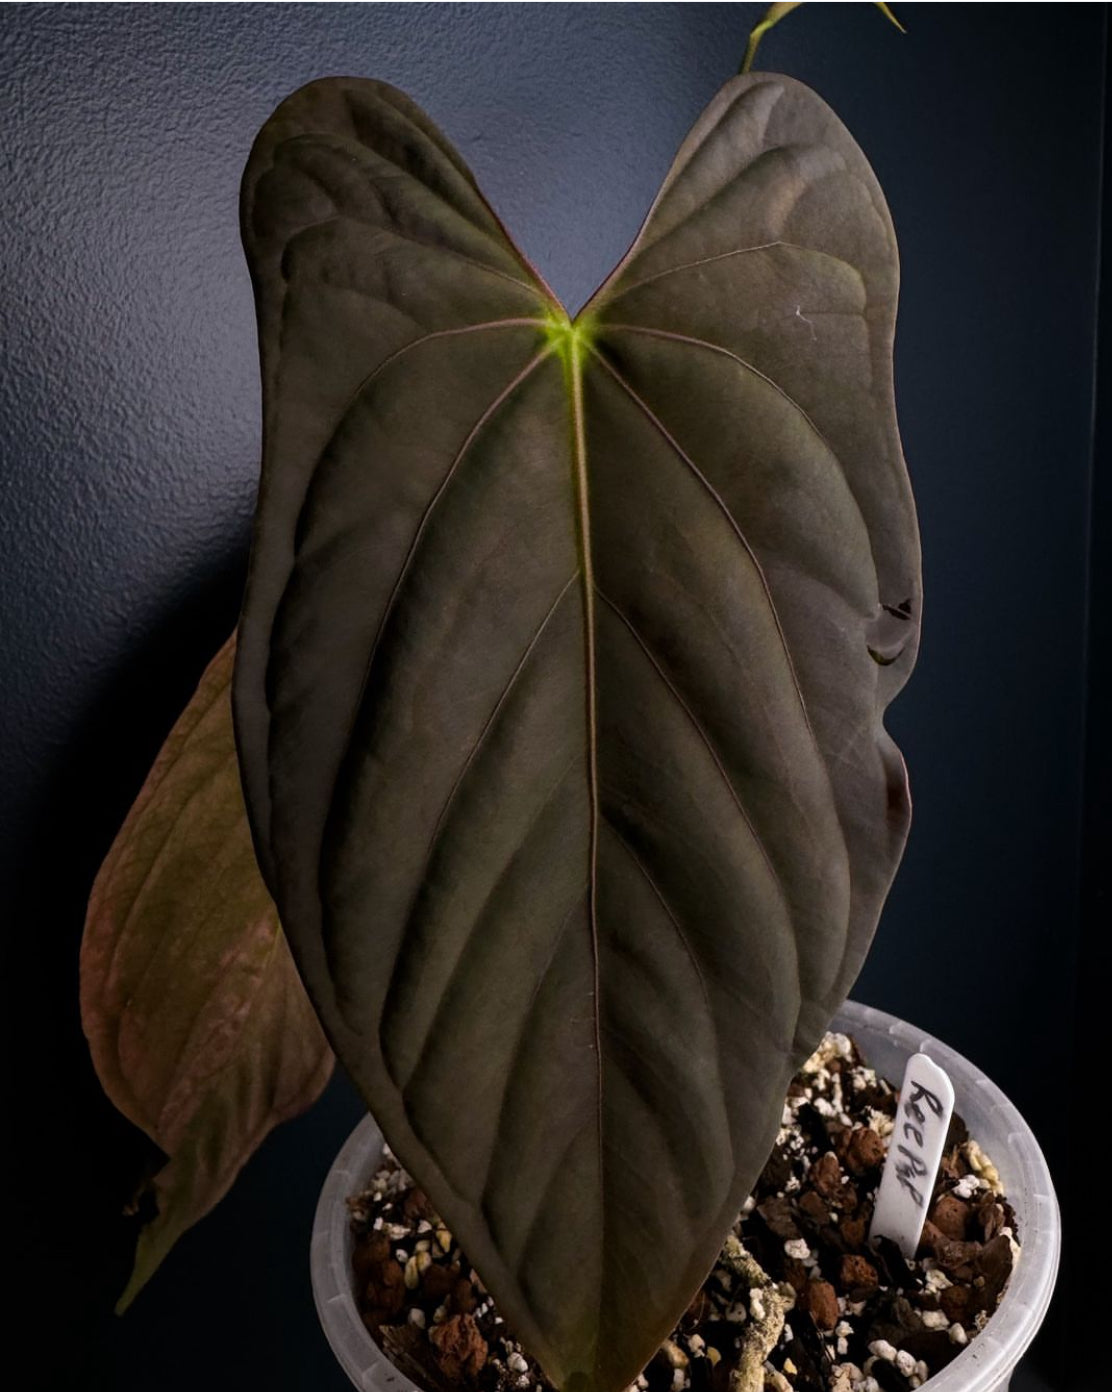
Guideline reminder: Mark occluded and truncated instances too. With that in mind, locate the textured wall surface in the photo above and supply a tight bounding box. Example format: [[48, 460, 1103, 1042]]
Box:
[[1, 5, 1101, 1390]]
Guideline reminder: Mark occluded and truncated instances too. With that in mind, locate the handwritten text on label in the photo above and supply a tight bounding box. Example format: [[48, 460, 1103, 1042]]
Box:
[[869, 1052, 955, 1258]]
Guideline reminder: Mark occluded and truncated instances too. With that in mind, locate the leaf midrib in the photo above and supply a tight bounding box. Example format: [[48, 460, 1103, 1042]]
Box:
[[566, 329, 606, 1295]]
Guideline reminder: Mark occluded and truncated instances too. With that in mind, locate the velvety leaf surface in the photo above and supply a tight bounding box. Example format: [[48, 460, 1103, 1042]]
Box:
[[236, 74, 919, 1392], [81, 636, 333, 1311]]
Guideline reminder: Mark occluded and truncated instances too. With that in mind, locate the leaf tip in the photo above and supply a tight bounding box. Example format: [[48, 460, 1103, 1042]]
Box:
[[875, 3, 907, 35]]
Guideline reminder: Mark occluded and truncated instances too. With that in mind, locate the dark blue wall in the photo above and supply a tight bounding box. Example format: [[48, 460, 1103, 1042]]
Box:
[[2, 5, 1103, 1389]]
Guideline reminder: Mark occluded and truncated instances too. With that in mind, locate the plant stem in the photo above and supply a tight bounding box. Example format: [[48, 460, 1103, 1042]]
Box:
[[740, 1, 905, 76], [740, 3, 801, 75]]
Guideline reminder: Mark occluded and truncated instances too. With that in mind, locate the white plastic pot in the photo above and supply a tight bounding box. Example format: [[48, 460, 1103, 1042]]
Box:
[[310, 1000, 1060, 1392]]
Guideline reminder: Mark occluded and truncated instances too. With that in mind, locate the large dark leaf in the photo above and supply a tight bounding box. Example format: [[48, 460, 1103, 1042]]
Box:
[[81, 636, 333, 1310], [236, 73, 919, 1392]]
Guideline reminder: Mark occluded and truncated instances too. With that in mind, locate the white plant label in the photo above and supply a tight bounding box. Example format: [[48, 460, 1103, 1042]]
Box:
[[869, 1052, 955, 1257]]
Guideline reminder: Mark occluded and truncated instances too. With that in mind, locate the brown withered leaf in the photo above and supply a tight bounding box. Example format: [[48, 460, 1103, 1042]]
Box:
[[80, 633, 333, 1311]]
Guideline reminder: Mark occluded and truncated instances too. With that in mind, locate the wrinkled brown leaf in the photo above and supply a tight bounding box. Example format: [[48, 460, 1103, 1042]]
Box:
[[80, 634, 333, 1311]]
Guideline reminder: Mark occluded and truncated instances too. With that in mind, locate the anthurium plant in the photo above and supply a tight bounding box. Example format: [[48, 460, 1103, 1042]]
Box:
[[81, 10, 919, 1392]]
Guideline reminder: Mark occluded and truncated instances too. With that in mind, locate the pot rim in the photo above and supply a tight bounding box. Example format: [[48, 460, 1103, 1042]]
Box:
[[310, 998, 1060, 1392]]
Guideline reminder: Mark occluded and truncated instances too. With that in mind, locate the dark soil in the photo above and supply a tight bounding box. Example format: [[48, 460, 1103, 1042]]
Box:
[[347, 1032, 1019, 1392]]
